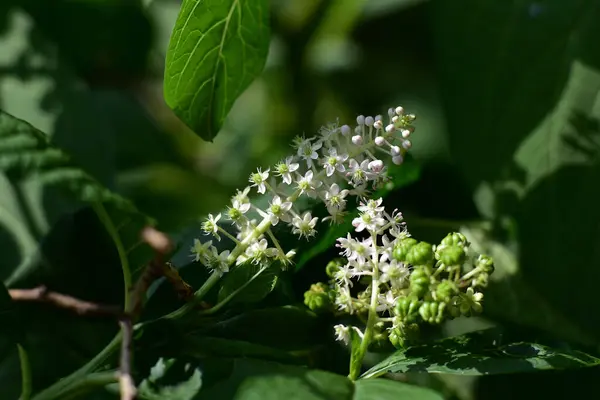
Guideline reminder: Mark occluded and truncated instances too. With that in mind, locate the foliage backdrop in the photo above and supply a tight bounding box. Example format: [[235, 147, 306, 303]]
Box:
[[1, 0, 600, 399]]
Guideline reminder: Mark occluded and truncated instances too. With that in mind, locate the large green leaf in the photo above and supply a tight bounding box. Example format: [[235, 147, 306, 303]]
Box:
[[361, 328, 600, 379], [432, 0, 600, 343], [0, 111, 155, 394], [217, 262, 279, 306], [198, 358, 441, 399], [164, 0, 270, 141]]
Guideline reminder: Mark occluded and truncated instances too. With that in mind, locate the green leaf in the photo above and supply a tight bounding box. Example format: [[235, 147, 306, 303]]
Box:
[[138, 358, 202, 400], [197, 306, 327, 351], [295, 156, 421, 270], [361, 328, 600, 379], [164, 0, 271, 141], [353, 379, 443, 400], [0, 111, 155, 394], [432, 0, 600, 344], [217, 262, 279, 306], [200, 358, 353, 399], [198, 358, 441, 399]]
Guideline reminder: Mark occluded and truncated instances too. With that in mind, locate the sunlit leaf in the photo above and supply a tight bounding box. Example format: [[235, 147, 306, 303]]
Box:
[[164, 0, 270, 141], [361, 328, 600, 378]]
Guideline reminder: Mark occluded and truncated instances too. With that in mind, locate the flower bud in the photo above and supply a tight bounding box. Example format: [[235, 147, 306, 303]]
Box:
[[390, 145, 401, 155], [395, 106, 404, 115], [352, 135, 363, 145], [401, 129, 411, 139], [392, 155, 404, 165], [368, 160, 384, 173], [392, 115, 399, 124], [385, 124, 395, 133], [373, 120, 383, 130], [356, 115, 365, 125], [402, 140, 412, 149], [374, 136, 385, 146], [365, 116, 374, 126], [341, 124, 351, 136], [387, 108, 395, 118], [405, 241, 434, 266]]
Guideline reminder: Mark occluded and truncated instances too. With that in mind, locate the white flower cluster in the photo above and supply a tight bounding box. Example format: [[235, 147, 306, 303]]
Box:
[[191, 106, 416, 276], [332, 198, 411, 318]]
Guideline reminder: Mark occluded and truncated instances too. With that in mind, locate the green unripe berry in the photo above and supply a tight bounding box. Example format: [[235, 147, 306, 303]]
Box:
[[393, 238, 418, 262], [436, 245, 466, 266], [405, 241, 434, 266], [440, 232, 469, 248], [303, 283, 332, 312], [394, 295, 421, 321], [435, 280, 458, 302], [409, 266, 430, 298], [388, 328, 406, 349]]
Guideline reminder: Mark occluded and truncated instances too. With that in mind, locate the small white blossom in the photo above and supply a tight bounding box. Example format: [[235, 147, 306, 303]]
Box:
[[323, 183, 349, 213], [352, 211, 385, 233], [275, 157, 299, 185], [379, 260, 410, 289], [376, 291, 398, 312], [296, 170, 322, 197], [210, 248, 231, 276], [347, 159, 373, 186], [190, 239, 214, 263], [227, 198, 251, 225], [322, 148, 348, 177], [202, 213, 222, 240], [245, 238, 278, 265], [334, 324, 351, 344], [292, 212, 318, 239], [298, 138, 323, 168], [249, 168, 270, 194], [267, 195, 293, 225]]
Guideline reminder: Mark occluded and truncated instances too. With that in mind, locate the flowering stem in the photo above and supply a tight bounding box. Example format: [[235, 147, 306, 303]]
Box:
[[349, 232, 381, 381], [217, 225, 243, 246]]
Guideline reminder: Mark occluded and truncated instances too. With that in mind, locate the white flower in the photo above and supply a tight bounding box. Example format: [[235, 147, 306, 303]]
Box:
[[352, 211, 385, 233], [190, 239, 214, 263], [245, 238, 278, 265], [323, 183, 349, 212], [227, 199, 251, 224], [232, 187, 251, 204], [334, 263, 355, 288], [379, 260, 410, 289], [322, 148, 348, 177], [296, 170, 322, 197], [267, 195, 293, 225], [249, 168, 270, 194], [275, 157, 299, 185], [346, 159, 373, 186], [297, 138, 323, 168], [202, 213, 222, 240], [337, 235, 373, 265], [376, 291, 398, 312], [211, 249, 231, 275], [335, 287, 354, 313], [291, 212, 319, 239], [334, 324, 351, 344], [357, 198, 385, 214]]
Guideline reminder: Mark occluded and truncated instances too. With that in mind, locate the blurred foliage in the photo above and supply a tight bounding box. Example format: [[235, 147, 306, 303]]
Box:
[[1, 0, 600, 399]]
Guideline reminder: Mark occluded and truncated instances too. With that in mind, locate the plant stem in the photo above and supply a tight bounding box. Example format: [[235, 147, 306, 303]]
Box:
[[93, 202, 132, 311], [32, 333, 121, 400], [18, 344, 32, 400], [349, 232, 381, 381]]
